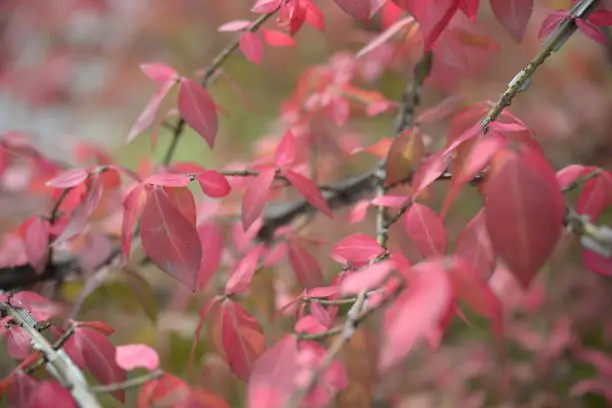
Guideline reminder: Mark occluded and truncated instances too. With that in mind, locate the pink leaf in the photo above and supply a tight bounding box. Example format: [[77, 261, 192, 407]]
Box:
[[538, 11, 566, 38], [274, 131, 298, 168], [556, 164, 591, 190], [127, 80, 175, 143], [197, 222, 223, 290], [164, 187, 197, 226], [46, 168, 88, 188], [588, 10, 612, 26], [281, 169, 332, 218], [5, 326, 31, 359], [455, 210, 495, 278], [489, 0, 534, 42], [239, 31, 264, 65], [340, 260, 394, 295], [145, 172, 191, 187], [288, 242, 323, 288], [411, 153, 448, 198], [221, 300, 266, 381], [115, 344, 159, 371], [403, 203, 447, 258], [242, 168, 276, 231], [225, 244, 264, 295], [261, 29, 296, 46], [252, 0, 283, 14], [218, 20, 252, 32], [140, 188, 202, 291], [22, 217, 50, 274], [416, 94, 466, 124], [177, 78, 219, 148], [379, 260, 453, 371], [121, 183, 147, 260], [356, 16, 415, 58], [197, 170, 231, 198], [332, 233, 384, 265], [140, 63, 178, 84], [393, 0, 460, 50], [333, 0, 376, 20], [577, 18, 608, 44]]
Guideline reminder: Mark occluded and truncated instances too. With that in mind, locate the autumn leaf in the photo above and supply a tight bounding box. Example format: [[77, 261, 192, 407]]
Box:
[[490, 0, 533, 43], [281, 169, 332, 218], [140, 188, 202, 291], [403, 203, 447, 258], [240, 31, 264, 64], [177, 78, 219, 148], [242, 168, 276, 231], [385, 129, 424, 186]]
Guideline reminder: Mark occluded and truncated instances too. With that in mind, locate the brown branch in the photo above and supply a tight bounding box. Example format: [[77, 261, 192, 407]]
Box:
[[1, 303, 101, 407], [91, 369, 163, 393]]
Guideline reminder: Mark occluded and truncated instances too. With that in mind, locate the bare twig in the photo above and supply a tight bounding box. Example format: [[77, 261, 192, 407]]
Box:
[[92, 369, 163, 393], [1, 303, 101, 407]]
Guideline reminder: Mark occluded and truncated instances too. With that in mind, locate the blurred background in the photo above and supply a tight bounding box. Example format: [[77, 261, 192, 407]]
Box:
[[1, 0, 612, 406]]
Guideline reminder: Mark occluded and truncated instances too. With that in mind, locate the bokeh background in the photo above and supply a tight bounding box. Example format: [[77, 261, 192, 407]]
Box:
[[1, 0, 612, 406]]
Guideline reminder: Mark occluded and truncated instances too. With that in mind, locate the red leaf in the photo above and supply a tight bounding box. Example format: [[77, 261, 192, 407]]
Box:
[[9, 371, 38, 407], [30, 381, 77, 408], [261, 29, 296, 46], [538, 11, 566, 38], [411, 153, 448, 198], [22, 217, 50, 274], [252, 0, 283, 14], [332, 233, 384, 265], [588, 10, 612, 26], [140, 63, 178, 84], [281, 169, 332, 218], [379, 260, 453, 371], [242, 168, 276, 231], [576, 172, 612, 219], [274, 130, 298, 168], [403, 203, 447, 258], [288, 242, 323, 288], [69, 327, 126, 402], [455, 210, 495, 278], [138, 373, 191, 408], [416, 94, 466, 124], [247, 335, 299, 408], [460, 0, 480, 20], [393, 0, 460, 50], [225, 244, 263, 295], [140, 188, 202, 291], [177, 78, 219, 148], [340, 260, 394, 295], [145, 172, 191, 187], [484, 147, 565, 288], [127, 80, 174, 143], [577, 18, 608, 44], [122, 183, 147, 260], [53, 174, 103, 245], [556, 164, 591, 190], [197, 170, 231, 198], [74, 320, 115, 336], [115, 344, 159, 371], [449, 257, 503, 336], [197, 222, 223, 290], [46, 168, 88, 188], [239, 31, 264, 65], [221, 300, 266, 381], [489, 0, 534, 42], [356, 16, 415, 58], [165, 187, 197, 226], [582, 249, 612, 277], [5, 327, 31, 359]]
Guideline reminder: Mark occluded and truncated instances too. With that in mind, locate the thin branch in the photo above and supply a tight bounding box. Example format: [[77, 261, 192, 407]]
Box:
[[91, 369, 163, 393], [1, 303, 101, 407], [24, 325, 76, 374], [162, 9, 280, 165]]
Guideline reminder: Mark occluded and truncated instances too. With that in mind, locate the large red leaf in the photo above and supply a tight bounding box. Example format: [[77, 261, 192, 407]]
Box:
[[489, 0, 533, 42], [281, 169, 333, 218], [165, 186, 197, 226], [379, 260, 453, 371], [287, 241, 323, 288], [177, 78, 219, 148], [239, 31, 264, 65], [403, 202, 447, 258], [242, 168, 276, 231], [221, 300, 266, 381], [484, 147, 565, 288], [66, 327, 126, 402], [140, 188, 202, 291]]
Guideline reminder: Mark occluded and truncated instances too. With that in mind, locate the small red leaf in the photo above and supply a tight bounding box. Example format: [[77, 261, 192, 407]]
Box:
[[140, 63, 178, 84], [197, 222, 223, 290], [403, 203, 447, 258], [225, 244, 264, 295], [221, 300, 266, 381], [490, 0, 534, 42], [239, 31, 264, 65], [115, 344, 159, 371], [332, 233, 384, 265], [197, 170, 231, 198], [242, 168, 276, 231], [281, 169, 332, 218], [122, 183, 147, 260], [385, 129, 425, 186], [288, 242, 323, 288], [178, 78, 219, 148], [274, 131, 298, 168], [261, 29, 296, 46], [22, 217, 50, 274], [127, 80, 175, 143], [340, 260, 394, 295], [140, 188, 202, 291], [218, 20, 252, 32]]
